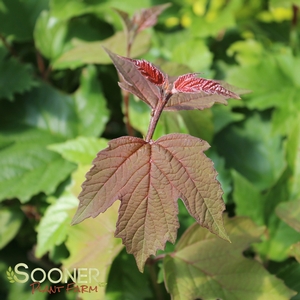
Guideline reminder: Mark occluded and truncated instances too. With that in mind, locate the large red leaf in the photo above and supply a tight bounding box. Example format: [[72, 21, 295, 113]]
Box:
[[72, 133, 228, 271]]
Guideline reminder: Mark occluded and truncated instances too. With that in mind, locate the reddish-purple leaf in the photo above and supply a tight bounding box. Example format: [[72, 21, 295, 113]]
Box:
[[72, 133, 229, 272], [132, 3, 171, 33], [130, 59, 166, 85], [165, 81, 247, 111], [113, 8, 133, 34], [173, 73, 240, 99], [104, 48, 160, 109]]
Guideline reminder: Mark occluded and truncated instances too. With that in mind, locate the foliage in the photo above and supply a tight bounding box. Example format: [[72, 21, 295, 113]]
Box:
[[0, 0, 300, 299]]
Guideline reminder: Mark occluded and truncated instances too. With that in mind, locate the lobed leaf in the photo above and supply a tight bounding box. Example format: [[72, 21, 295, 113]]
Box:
[[53, 31, 151, 70], [164, 216, 296, 300], [0, 53, 38, 101], [72, 133, 228, 271], [276, 200, 300, 233]]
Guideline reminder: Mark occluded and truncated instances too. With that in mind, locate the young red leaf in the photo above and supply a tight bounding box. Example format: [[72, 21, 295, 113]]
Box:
[[113, 8, 133, 34], [104, 48, 160, 109], [72, 134, 228, 272], [165, 81, 247, 111], [132, 3, 171, 33], [172, 73, 240, 99], [130, 59, 166, 85]]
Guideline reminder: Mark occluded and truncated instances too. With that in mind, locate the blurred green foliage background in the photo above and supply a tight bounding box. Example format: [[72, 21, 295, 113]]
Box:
[[1, 0, 300, 299]]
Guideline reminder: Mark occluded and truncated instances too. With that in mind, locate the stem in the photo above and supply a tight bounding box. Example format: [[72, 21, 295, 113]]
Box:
[[291, 5, 299, 55], [123, 91, 134, 136], [0, 33, 18, 57], [147, 260, 165, 300], [121, 32, 135, 136], [145, 95, 169, 142]]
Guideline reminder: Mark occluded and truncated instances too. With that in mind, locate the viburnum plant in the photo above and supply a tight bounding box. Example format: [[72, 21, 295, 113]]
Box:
[[72, 47, 243, 272]]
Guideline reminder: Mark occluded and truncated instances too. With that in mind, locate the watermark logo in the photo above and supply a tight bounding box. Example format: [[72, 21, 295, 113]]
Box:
[[6, 263, 106, 295], [6, 266, 16, 283]]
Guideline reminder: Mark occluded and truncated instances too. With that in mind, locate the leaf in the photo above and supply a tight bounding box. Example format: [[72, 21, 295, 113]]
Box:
[[232, 169, 265, 225], [171, 38, 213, 72], [48, 136, 108, 165], [289, 242, 300, 263], [286, 119, 300, 200], [0, 54, 38, 101], [0, 125, 76, 202], [50, 0, 151, 20], [106, 49, 244, 111], [276, 200, 300, 233], [0, 0, 48, 41], [73, 65, 110, 137], [0, 208, 24, 249], [132, 3, 171, 32], [63, 202, 123, 300], [34, 11, 69, 60], [35, 192, 78, 257], [52, 31, 151, 70], [104, 47, 160, 108], [252, 173, 300, 262], [270, 0, 300, 8], [114, 3, 171, 35], [163, 216, 296, 300], [276, 261, 300, 300], [72, 133, 228, 272], [165, 80, 244, 111], [215, 113, 286, 190], [105, 249, 154, 300], [172, 73, 240, 97]]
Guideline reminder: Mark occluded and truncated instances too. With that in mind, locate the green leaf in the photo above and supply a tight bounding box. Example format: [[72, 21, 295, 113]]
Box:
[[50, 0, 151, 20], [208, 150, 232, 204], [171, 39, 213, 72], [215, 113, 286, 190], [34, 10, 69, 60], [1, 78, 107, 138], [276, 261, 300, 300], [0, 125, 76, 202], [253, 172, 300, 261], [189, 0, 239, 38], [212, 104, 244, 134], [164, 216, 296, 300], [48, 136, 108, 165], [0, 0, 48, 41], [73, 65, 110, 137], [232, 169, 265, 225], [36, 192, 78, 257], [270, 0, 300, 8], [286, 119, 300, 199], [1, 82, 78, 138], [289, 242, 300, 263], [0, 53, 37, 101], [73, 133, 228, 272], [52, 31, 151, 70], [63, 202, 123, 300], [276, 200, 300, 233], [179, 109, 214, 143], [0, 208, 24, 249], [105, 249, 153, 300]]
